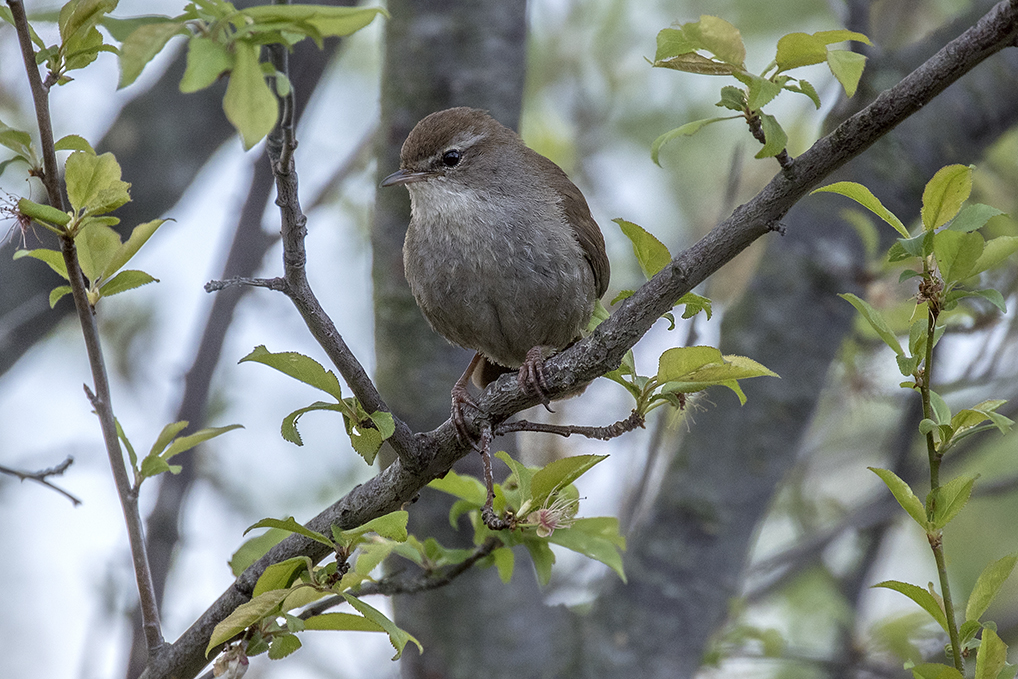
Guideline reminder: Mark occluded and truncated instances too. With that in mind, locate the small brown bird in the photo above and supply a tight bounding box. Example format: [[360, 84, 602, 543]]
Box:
[[381, 107, 609, 436]]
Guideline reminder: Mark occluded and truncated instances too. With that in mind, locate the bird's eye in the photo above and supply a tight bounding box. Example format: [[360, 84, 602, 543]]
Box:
[[441, 150, 461, 167]]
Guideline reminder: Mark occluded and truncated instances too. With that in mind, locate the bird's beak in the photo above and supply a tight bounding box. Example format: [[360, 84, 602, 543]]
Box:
[[380, 168, 435, 187]]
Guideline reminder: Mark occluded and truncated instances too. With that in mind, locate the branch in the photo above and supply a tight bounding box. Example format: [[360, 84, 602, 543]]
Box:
[[7, 0, 165, 658], [256, 42, 419, 469], [495, 410, 645, 440], [0, 455, 81, 505], [139, 3, 1018, 677]]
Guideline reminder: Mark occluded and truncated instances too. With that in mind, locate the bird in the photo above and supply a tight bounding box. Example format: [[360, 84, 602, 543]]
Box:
[[381, 107, 610, 438]]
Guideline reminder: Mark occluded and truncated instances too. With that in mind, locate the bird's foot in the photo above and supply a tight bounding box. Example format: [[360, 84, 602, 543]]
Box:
[[518, 346, 554, 413]]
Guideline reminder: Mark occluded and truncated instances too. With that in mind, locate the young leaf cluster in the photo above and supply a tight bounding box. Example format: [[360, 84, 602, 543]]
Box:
[[11, 140, 166, 307], [429, 452, 626, 586], [0, 0, 118, 87], [651, 15, 870, 164], [208, 511, 421, 666], [605, 219, 777, 414], [110, 0, 387, 149], [815, 165, 1016, 676], [117, 419, 241, 491], [239, 346, 395, 464]]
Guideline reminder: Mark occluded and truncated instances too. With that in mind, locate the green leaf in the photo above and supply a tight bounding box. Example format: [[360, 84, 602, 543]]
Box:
[[230, 528, 288, 577], [161, 424, 242, 461], [775, 32, 828, 70], [813, 184, 907, 238], [140, 455, 177, 478], [492, 545, 514, 583], [59, 0, 116, 44], [17, 198, 70, 227], [929, 390, 952, 425], [65, 151, 131, 215], [206, 589, 291, 655], [223, 41, 279, 150], [524, 540, 556, 586], [966, 553, 1018, 622], [653, 52, 738, 75], [268, 633, 301, 660], [812, 29, 872, 46], [952, 400, 1013, 438], [784, 78, 821, 109], [969, 235, 1018, 279], [548, 517, 627, 582], [839, 293, 904, 355], [243, 5, 387, 38], [614, 219, 670, 278], [304, 612, 385, 632], [658, 346, 778, 384], [678, 292, 712, 320], [826, 49, 867, 97], [716, 85, 747, 112], [76, 222, 122, 282], [754, 113, 787, 159], [244, 516, 334, 549], [118, 21, 186, 89], [103, 218, 167, 279], [55, 134, 95, 154], [975, 627, 1008, 679], [115, 418, 138, 472], [339, 510, 409, 545], [148, 420, 188, 457], [682, 15, 745, 66], [49, 286, 72, 307], [428, 469, 487, 506], [0, 120, 35, 161], [529, 455, 607, 510], [348, 421, 384, 464], [910, 663, 965, 679], [869, 467, 930, 530], [927, 474, 976, 530], [934, 228, 983, 284], [281, 401, 344, 446], [180, 36, 234, 93], [253, 555, 312, 597], [650, 117, 737, 165], [873, 580, 948, 632], [922, 164, 973, 231], [496, 450, 535, 508], [733, 71, 782, 111], [240, 346, 344, 399], [657, 345, 722, 381], [962, 289, 1007, 314], [0, 7, 44, 47], [949, 203, 1004, 232], [654, 27, 696, 61], [13, 248, 69, 279], [99, 269, 158, 297], [340, 593, 422, 660]]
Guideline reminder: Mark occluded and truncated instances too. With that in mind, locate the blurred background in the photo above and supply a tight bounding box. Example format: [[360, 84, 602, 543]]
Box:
[[1, 0, 1017, 677]]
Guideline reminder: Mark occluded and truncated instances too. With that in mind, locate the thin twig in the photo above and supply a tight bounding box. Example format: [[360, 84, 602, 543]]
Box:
[[258, 42, 419, 469], [495, 410, 645, 441], [8, 0, 164, 656], [0, 455, 81, 505], [203, 276, 286, 293]]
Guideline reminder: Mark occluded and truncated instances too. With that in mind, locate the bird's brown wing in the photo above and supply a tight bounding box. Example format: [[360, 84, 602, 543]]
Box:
[[537, 155, 611, 298]]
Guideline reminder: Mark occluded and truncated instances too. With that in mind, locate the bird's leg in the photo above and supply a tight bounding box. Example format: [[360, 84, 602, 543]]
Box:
[[451, 352, 485, 443], [518, 345, 554, 412]]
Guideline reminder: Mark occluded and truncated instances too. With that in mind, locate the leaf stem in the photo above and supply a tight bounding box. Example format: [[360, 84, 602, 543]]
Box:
[[7, 0, 164, 657], [919, 266, 962, 671]]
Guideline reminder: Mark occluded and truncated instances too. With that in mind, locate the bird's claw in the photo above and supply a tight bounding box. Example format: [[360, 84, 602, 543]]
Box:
[[518, 347, 554, 412]]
